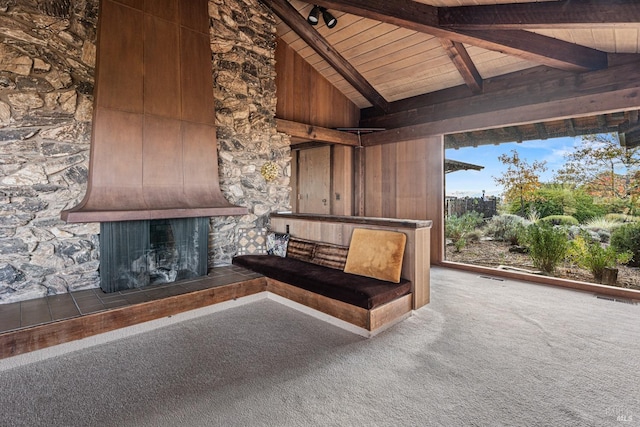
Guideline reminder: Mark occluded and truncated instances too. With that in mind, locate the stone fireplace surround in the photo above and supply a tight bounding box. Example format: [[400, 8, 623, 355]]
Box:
[[0, 0, 291, 303]]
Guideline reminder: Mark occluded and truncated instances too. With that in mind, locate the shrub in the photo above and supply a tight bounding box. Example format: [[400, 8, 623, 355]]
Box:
[[538, 215, 579, 226], [610, 223, 640, 267], [568, 232, 632, 283], [446, 212, 484, 252], [516, 185, 606, 223], [584, 217, 620, 243], [520, 223, 569, 274], [572, 190, 608, 223], [585, 217, 622, 232], [596, 229, 612, 244], [605, 213, 640, 223], [483, 214, 529, 245]]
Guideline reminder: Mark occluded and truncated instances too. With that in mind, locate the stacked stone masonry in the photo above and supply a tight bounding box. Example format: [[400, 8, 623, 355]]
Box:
[[0, 0, 290, 303]]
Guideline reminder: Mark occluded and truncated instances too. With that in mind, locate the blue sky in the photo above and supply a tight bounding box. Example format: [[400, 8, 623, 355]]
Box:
[[445, 136, 579, 198]]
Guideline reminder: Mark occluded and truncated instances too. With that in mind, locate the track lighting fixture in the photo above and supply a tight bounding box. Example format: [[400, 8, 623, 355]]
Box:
[[307, 5, 320, 25], [307, 5, 338, 29], [322, 7, 337, 28]]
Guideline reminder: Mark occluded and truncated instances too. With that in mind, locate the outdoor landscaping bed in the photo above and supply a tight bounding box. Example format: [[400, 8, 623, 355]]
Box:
[[446, 239, 640, 291]]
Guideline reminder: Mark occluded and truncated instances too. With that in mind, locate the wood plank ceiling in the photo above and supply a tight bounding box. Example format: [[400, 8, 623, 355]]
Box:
[[261, 0, 640, 148]]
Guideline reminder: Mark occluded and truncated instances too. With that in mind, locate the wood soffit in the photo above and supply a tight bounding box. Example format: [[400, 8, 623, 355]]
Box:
[[263, 0, 640, 147]]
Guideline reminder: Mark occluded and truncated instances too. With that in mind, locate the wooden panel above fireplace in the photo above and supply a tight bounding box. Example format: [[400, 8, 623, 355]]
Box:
[[61, 0, 247, 223]]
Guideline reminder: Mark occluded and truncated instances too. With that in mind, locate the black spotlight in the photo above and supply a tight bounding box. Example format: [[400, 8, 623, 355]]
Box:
[[307, 5, 320, 25], [321, 7, 337, 28]]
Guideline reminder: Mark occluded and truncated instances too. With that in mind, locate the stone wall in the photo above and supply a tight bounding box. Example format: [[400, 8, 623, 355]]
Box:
[[208, 0, 291, 267], [0, 0, 289, 303]]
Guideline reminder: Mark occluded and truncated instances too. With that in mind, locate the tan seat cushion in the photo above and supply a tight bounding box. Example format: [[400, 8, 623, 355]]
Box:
[[343, 228, 407, 283]]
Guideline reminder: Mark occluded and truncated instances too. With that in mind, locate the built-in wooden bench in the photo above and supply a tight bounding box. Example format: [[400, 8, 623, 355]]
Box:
[[235, 213, 432, 335], [270, 213, 432, 309]]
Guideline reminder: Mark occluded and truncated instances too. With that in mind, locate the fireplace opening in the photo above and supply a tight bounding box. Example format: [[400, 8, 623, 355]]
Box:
[[100, 217, 209, 293]]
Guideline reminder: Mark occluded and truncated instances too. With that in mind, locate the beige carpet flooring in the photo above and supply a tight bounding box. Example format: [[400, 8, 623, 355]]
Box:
[[0, 267, 639, 426]]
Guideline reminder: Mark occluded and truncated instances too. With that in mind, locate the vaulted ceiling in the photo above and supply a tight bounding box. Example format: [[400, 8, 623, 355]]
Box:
[[260, 0, 640, 148]]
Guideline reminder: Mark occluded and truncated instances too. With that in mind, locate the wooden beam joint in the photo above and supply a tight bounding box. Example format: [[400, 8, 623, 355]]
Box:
[[276, 118, 360, 146]]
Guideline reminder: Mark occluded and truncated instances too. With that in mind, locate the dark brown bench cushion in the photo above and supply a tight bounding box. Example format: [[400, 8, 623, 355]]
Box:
[[232, 255, 411, 310]]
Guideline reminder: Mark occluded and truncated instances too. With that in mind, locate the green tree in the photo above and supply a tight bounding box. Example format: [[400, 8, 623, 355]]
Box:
[[555, 133, 640, 214], [493, 150, 547, 216]]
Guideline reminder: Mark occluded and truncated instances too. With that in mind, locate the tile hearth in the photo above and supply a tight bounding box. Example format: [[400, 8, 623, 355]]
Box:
[[0, 266, 262, 335]]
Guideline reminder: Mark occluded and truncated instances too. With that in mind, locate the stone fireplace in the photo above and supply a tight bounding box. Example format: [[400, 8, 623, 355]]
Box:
[[61, 0, 249, 291], [0, 0, 291, 304]]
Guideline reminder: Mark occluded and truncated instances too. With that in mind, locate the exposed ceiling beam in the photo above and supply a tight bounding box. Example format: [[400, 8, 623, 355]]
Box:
[[361, 56, 640, 130], [534, 122, 548, 140], [359, 58, 640, 146], [507, 126, 523, 143], [445, 112, 634, 149], [276, 118, 360, 146], [439, 39, 483, 94], [261, 0, 390, 113], [565, 118, 577, 137], [311, 0, 607, 72], [438, 0, 640, 30]]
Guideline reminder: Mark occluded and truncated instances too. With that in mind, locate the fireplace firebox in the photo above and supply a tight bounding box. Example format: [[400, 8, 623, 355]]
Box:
[[99, 218, 209, 293]]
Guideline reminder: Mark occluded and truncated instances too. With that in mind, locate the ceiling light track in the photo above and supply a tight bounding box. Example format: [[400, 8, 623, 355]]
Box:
[[307, 4, 337, 28]]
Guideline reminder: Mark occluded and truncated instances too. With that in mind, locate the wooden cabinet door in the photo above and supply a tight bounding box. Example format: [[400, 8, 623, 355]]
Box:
[[297, 146, 331, 214]]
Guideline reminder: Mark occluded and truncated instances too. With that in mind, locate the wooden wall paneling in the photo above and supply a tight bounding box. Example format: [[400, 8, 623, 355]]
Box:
[[95, 0, 144, 112], [275, 40, 359, 129], [290, 150, 298, 212], [354, 147, 365, 216], [275, 41, 292, 121], [364, 144, 383, 216], [144, 14, 181, 118], [142, 115, 183, 206], [88, 108, 144, 210], [425, 136, 445, 264], [309, 62, 323, 126], [144, 0, 178, 23], [284, 219, 323, 241], [395, 140, 427, 219], [381, 142, 397, 218], [297, 146, 331, 214], [182, 123, 225, 203], [180, 28, 215, 124], [330, 145, 353, 216], [112, 0, 142, 10], [363, 136, 444, 264], [179, 0, 209, 33], [293, 49, 311, 124]]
